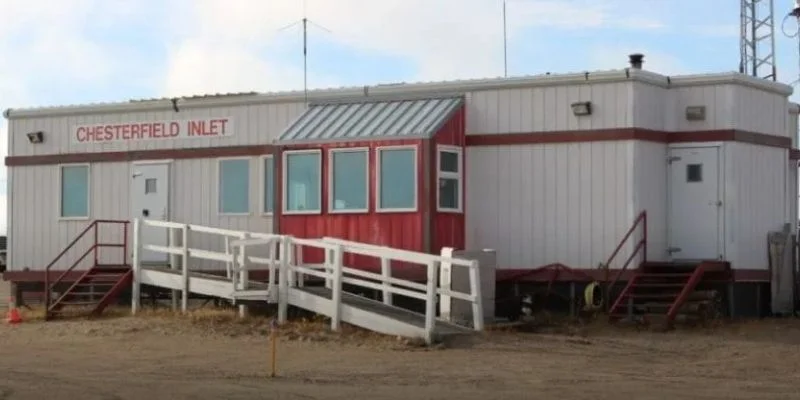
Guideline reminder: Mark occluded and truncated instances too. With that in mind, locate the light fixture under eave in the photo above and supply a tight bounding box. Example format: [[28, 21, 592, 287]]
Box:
[[571, 101, 592, 116], [26, 131, 44, 143]]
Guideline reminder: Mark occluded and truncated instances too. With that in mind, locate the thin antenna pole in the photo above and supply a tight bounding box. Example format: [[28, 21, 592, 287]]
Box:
[[303, 17, 308, 105], [503, 0, 508, 77]]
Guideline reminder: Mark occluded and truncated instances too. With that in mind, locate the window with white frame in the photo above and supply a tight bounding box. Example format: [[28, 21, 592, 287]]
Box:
[[329, 148, 368, 212], [284, 150, 322, 213], [262, 156, 274, 214], [437, 146, 462, 212], [377, 146, 417, 211], [60, 164, 90, 218], [218, 158, 250, 214]]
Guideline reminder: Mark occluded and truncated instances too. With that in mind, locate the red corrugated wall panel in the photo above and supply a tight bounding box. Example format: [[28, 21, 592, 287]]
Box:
[[430, 105, 466, 255], [278, 139, 425, 276]]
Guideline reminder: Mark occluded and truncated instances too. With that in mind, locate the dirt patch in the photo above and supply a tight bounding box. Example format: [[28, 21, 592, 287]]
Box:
[[1, 307, 800, 399]]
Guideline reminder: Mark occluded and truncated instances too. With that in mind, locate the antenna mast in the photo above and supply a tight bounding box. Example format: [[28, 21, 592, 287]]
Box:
[[503, 0, 508, 77], [277, 0, 331, 106], [740, 0, 777, 81]]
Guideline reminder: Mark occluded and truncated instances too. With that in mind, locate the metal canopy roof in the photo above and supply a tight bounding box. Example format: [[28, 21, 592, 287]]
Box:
[[276, 96, 464, 144]]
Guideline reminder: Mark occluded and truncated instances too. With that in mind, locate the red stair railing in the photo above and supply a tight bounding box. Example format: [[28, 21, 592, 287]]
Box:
[[601, 210, 647, 312], [43, 219, 130, 315]]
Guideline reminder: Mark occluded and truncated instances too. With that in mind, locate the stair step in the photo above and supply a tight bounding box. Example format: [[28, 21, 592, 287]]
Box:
[[74, 282, 115, 288], [83, 273, 126, 281], [634, 283, 687, 288], [628, 293, 680, 299], [55, 301, 99, 307], [638, 273, 693, 279]]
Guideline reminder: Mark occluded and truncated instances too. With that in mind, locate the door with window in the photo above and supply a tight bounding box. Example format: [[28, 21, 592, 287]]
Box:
[[668, 146, 722, 261], [131, 162, 170, 264]]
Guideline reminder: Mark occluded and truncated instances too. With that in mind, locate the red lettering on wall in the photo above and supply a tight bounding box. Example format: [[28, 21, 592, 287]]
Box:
[[72, 118, 232, 144]]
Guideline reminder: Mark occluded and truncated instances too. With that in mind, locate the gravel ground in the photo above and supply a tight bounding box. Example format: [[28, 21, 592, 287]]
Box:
[[1, 307, 800, 400]]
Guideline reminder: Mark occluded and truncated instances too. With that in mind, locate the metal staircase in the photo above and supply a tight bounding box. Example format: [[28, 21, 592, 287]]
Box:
[[43, 220, 131, 320], [131, 219, 484, 345], [608, 261, 730, 328]]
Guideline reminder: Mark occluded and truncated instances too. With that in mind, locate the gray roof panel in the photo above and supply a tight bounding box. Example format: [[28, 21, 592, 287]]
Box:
[[277, 96, 464, 144]]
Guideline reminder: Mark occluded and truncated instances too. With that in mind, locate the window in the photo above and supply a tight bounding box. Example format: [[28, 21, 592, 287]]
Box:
[[60, 164, 89, 218], [377, 146, 417, 212], [218, 158, 250, 214], [145, 178, 157, 194], [329, 148, 369, 213], [687, 164, 703, 183], [283, 150, 322, 214], [262, 156, 274, 214], [437, 146, 462, 212]]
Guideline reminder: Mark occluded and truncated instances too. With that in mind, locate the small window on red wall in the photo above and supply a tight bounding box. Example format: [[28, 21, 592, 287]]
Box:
[[437, 146, 462, 213]]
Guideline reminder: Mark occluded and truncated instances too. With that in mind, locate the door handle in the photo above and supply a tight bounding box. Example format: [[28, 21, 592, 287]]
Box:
[[708, 200, 722, 207]]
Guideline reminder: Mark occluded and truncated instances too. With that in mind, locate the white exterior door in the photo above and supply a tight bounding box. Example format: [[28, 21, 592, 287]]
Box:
[[668, 146, 722, 261], [131, 163, 170, 264]]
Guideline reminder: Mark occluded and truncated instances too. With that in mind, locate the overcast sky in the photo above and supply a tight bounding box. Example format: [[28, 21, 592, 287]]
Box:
[[1, 0, 800, 234]]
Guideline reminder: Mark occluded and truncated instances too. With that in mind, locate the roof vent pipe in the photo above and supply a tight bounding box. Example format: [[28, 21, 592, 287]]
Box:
[[629, 53, 644, 69]]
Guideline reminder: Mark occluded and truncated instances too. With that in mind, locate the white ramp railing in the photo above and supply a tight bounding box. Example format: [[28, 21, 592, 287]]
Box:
[[131, 218, 484, 343]]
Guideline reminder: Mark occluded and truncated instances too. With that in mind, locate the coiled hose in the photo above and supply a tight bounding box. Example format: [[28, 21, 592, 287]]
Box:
[[583, 281, 603, 311]]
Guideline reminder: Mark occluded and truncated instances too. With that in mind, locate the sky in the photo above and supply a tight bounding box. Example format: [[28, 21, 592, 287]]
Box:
[[1, 0, 800, 234]]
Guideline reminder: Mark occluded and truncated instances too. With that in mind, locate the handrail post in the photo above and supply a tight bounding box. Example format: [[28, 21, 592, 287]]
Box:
[[131, 218, 141, 315], [169, 227, 179, 311], [424, 260, 438, 345], [468, 259, 484, 331], [238, 233, 250, 319], [330, 244, 343, 332], [267, 238, 277, 302], [181, 224, 190, 313], [93, 221, 99, 267], [277, 237, 290, 324], [381, 257, 392, 306], [224, 236, 232, 279]]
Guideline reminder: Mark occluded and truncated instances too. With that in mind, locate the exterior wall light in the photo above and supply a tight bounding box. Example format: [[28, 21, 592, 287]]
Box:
[[26, 131, 44, 143], [571, 101, 592, 116]]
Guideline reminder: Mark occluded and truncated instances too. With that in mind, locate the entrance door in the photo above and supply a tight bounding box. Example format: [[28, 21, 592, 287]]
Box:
[[668, 146, 722, 261], [131, 163, 170, 264]]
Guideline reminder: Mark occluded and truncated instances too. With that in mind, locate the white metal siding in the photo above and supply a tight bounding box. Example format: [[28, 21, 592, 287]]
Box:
[[631, 82, 669, 131], [733, 86, 789, 138], [465, 141, 634, 270], [9, 102, 306, 157], [666, 85, 736, 132], [465, 82, 632, 134], [8, 158, 274, 271], [724, 142, 789, 270], [632, 140, 668, 261]]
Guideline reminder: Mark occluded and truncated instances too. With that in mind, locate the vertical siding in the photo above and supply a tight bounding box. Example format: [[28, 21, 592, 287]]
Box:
[[431, 106, 466, 254], [465, 82, 632, 134], [733, 86, 789, 138], [666, 85, 735, 132], [725, 142, 789, 270], [278, 139, 425, 273], [631, 82, 669, 131], [632, 141, 668, 261], [8, 156, 275, 272], [465, 141, 634, 270]]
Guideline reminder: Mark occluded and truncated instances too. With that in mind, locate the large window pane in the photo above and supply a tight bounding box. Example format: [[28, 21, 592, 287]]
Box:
[[331, 150, 368, 211], [285, 152, 321, 212], [379, 148, 416, 210], [263, 157, 274, 213], [219, 159, 250, 214], [61, 165, 89, 218]]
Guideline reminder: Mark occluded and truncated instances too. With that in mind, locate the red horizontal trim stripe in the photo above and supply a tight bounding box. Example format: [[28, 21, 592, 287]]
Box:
[[5, 145, 275, 166]]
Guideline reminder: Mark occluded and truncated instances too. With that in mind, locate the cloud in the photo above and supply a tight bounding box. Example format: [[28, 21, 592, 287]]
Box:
[[158, 0, 669, 95]]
